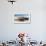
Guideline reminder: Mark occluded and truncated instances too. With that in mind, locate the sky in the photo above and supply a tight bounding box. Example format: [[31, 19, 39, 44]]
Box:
[[0, 0, 46, 42]]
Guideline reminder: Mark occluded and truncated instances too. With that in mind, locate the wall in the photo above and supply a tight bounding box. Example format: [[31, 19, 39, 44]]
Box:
[[0, 0, 46, 41]]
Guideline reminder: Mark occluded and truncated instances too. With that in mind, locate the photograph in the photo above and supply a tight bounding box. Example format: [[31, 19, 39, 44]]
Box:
[[0, 0, 46, 46], [14, 13, 31, 24]]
